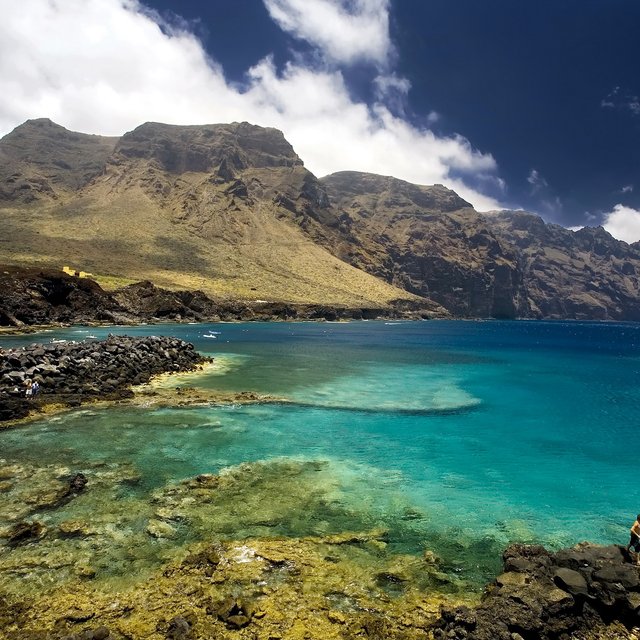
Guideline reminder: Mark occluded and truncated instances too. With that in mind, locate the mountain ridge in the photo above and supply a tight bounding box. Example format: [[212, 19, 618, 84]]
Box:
[[1, 118, 639, 320]]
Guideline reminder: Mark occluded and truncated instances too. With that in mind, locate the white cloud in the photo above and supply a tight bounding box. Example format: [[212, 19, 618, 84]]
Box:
[[602, 204, 640, 244], [601, 86, 640, 117], [527, 169, 548, 192], [621, 185, 634, 194], [0, 0, 502, 211], [373, 73, 411, 107], [263, 0, 392, 66]]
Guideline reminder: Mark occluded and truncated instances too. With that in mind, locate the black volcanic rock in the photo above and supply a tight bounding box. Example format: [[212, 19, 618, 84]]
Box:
[[0, 266, 435, 328], [0, 334, 208, 421], [0, 266, 122, 326], [433, 542, 640, 639]]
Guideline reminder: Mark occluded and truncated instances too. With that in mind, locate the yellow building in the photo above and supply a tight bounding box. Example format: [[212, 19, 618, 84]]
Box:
[[62, 266, 93, 278]]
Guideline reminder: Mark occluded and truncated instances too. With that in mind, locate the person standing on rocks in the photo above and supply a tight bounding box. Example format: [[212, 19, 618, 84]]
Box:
[[24, 379, 33, 399], [627, 514, 640, 556]]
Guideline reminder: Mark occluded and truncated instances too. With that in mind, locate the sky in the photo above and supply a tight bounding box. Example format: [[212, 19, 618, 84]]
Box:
[[1, 0, 639, 240]]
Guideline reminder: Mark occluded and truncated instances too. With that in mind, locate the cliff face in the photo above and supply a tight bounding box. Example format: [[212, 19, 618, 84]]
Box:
[[1, 118, 639, 320], [488, 211, 640, 320], [319, 172, 530, 318], [316, 172, 640, 320]]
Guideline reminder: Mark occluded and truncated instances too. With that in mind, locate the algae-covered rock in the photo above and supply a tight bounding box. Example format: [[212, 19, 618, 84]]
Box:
[[5, 520, 47, 545], [147, 519, 178, 539], [58, 520, 94, 537], [1, 535, 468, 640]]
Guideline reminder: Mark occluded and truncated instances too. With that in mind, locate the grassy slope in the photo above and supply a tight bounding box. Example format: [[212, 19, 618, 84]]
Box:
[[0, 179, 421, 306]]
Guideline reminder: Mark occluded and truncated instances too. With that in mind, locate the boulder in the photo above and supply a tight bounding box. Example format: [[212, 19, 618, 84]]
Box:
[[553, 567, 589, 596], [433, 543, 640, 639]]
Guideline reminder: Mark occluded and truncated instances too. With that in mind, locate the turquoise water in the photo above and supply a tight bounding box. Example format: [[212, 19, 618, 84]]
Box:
[[2, 320, 640, 584]]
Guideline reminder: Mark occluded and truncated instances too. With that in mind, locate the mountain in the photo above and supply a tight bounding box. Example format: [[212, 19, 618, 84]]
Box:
[[0, 118, 118, 201], [314, 172, 640, 319], [2, 118, 640, 320], [0, 119, 434, 311], [317, 172, 528, 318]]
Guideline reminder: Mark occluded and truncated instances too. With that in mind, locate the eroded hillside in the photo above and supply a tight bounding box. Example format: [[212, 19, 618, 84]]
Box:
[[2, 119, 640, 319]]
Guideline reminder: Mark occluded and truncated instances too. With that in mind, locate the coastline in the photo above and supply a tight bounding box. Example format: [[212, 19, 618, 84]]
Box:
[[3, 327, 640, 638]]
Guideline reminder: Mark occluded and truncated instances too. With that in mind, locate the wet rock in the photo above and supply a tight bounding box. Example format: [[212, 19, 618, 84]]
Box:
[[5, 520, 46, 545], [68, 472, 88, 494], [183, 546, 222, 575], [91, 627, 111, 640], [165, 615, 193, 639], [496, 571, 529, 587], [146, 519, 178, 539], [226, 614, 251, 629], [434, 543, 640, 639], [212, 596, 253, 628], [76, 564, 97, 579]]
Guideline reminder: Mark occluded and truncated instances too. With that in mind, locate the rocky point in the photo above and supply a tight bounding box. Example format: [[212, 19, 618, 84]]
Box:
[[0, 334, 208, 422]]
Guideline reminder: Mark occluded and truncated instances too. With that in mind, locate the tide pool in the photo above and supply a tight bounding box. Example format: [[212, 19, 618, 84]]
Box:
[[2, 319, 640, 588]]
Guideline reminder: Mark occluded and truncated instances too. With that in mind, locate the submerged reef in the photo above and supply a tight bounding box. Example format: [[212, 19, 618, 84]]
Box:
[[0, 334, 209, 422], [0, 457, 472, 639], [1, 457, 640, 639]]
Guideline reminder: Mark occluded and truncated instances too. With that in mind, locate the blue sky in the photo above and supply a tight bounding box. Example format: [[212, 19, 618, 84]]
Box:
[[1, 0, 639, 238]]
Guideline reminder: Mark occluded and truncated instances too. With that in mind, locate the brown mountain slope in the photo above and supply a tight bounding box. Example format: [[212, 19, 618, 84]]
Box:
[[0, 118, 118, 202], [487, 211, 640, 319], [0, 121, 436, 310], [318, 172, 529, 318], [316, 171, 640, 320], [3, 119, 640, 320]]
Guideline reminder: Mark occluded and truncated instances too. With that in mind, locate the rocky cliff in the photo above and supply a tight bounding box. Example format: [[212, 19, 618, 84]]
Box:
[[1, 118, 639, 320], [318, 172, 640, 320]]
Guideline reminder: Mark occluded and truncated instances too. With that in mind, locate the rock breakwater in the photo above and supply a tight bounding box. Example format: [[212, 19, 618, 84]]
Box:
[[434, 542, 640, 639], [0, 335, 208, 422]]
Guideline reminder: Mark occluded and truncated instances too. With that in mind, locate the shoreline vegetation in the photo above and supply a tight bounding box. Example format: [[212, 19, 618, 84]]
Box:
[[2, 337, 640, 638]]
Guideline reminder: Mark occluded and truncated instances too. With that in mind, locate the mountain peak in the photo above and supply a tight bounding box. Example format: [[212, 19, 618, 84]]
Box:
[[114, 121, 303, 174], [0, 119, 118, 200]]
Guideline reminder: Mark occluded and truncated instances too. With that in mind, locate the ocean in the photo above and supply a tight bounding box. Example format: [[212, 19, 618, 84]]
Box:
[[1, 319, 639, 589]]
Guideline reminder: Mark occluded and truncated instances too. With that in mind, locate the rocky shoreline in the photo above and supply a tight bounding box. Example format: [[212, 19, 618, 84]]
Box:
[[0, 334, 209, 422], [1, 326, 639, 638], [0, 265, 443, 330], [435, 543, 640, 639]]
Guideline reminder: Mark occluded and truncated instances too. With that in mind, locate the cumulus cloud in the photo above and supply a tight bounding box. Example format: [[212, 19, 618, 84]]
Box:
[[0, 0, 502, 210], [263, 0, 392, 67], [602, 204, 640, 244]]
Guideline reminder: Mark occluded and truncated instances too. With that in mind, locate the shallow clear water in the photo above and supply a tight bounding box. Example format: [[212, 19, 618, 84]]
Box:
[[2, 319, 640, 585]]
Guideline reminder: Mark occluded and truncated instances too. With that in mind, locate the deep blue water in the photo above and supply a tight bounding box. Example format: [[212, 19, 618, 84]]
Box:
[[2, 320, 640, 581]]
